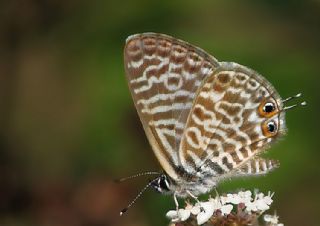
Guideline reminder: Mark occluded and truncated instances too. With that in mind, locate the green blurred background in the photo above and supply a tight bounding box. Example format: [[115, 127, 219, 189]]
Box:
[[0, 1, 319, 226]]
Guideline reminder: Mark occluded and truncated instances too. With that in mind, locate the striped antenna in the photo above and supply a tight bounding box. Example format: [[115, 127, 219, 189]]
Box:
[[282, 92, 306, 111], [284, 101, 307, 111], [282, 93, 302, 103], [114, 171, 160, 183], [120, 176, 160, 216]]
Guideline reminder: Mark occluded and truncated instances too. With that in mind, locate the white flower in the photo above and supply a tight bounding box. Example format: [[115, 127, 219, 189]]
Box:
[[264, 214, 284, 226], [264, 214, 278, 223], [208, 197, 222, 209], [256, 198, 270, 211], [263, 192, 274, 205], [166, 209, 190, 222], [190, 205, 201, 215], [238, 190, 252, 203], [220, 204, 233, 215], [165, 190, 276, 225], [226, 193, 241, 204], [220, 190, 253, 206], [196, 201, 215, 225], [245, 200, 258, 212], [208, 197, 234, 215], [243, 191, 273, 212]]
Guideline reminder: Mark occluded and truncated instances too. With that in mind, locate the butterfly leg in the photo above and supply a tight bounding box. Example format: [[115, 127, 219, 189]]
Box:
[[173, 192, 179, 211], [186, 190, 200, 203], [186, 190, 205, 212], [173, 192, 184, 219], [213, 187, 220, 198]]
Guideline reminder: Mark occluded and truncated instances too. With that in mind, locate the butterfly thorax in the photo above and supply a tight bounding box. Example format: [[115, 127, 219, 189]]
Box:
[[151, 172, 217, 197]]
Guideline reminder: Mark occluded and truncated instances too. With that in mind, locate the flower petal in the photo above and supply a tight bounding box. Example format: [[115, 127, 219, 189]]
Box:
[[196, 202, 214, 225], [191, 206, 201, 215], [256, 199, 270, 211], [179, 209, 191, 221], [220, 204, 233, 215], [263, 214, 280, 224], [263, 196, 273, 205], [166, 209, 190, 222], [197, 210, 212, 225], [166, 210, 178, 219]]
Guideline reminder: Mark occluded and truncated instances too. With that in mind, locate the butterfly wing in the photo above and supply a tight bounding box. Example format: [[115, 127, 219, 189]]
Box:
[[124, 33, 220, 180], [236, 157, 279, 176], [179, 62, 286, 179]]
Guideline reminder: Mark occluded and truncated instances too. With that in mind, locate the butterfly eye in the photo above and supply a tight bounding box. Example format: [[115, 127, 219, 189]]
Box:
[[262, 120, 278, 136]]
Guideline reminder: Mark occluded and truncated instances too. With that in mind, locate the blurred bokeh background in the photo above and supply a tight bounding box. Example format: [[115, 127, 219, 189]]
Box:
[[0, 1, 319, 226]]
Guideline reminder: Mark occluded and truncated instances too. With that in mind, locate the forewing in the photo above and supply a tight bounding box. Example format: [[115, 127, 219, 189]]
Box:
[[124, 33, 219, 179], [179, 62, 286, 177]]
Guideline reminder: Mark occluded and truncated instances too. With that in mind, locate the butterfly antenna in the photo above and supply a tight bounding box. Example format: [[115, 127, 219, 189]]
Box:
[[282, 93, 302, 103], [114, 171, 160, 183], [282, 92, 306, 111], [283, 101, 307, 111], [120, 176, 160, 216]]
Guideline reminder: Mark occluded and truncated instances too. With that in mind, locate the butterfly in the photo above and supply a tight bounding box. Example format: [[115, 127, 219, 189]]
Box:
[[122, 33, 305, 214]]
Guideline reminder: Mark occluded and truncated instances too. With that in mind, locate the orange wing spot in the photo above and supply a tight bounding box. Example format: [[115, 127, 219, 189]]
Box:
[[261, 122, 277, 137], [258, 99, 278, 118]]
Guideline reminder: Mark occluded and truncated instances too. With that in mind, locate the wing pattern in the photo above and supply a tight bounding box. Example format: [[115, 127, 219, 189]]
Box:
[[179, 62, 285, 179], [124, 33, 286, 188], [124, 33, 219, 180]]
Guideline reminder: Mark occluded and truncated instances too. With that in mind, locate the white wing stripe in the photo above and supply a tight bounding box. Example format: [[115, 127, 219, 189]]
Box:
[[137, 90, 195, 105], [155, 128, 179, 165], [141, 103, 192, 114], [128, 59, 143, 68], [150, 119, 185, 130]]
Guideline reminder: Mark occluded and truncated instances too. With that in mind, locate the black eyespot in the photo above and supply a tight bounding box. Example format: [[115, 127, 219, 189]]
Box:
[[267, 121, 277, 133], [263, 102, 275, 113]]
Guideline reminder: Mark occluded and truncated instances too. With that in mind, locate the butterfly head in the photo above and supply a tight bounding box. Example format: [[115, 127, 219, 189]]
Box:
[[151, 174, 171, 194]]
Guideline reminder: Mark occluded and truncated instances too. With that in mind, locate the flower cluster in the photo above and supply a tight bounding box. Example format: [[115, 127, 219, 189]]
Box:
[[166, 190, 283, 226]]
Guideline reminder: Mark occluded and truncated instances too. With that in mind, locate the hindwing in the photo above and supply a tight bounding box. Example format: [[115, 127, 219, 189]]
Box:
[[179, 62, 286, 178]]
